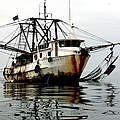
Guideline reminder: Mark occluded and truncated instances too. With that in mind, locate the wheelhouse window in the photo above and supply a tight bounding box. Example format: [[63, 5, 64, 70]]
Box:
[[71, 40, 80, 47], [65, 40, 70, 47], [59, 41, 65, 47], [59, 40, 81, 47]]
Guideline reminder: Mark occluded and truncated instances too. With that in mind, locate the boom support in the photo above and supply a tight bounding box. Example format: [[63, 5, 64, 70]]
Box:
[[86, 43, 120, 52], [0, 44, 30, 54]]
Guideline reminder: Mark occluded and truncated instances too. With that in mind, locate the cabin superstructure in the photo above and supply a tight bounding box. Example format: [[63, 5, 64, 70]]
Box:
[[33, 39, 84, 62]]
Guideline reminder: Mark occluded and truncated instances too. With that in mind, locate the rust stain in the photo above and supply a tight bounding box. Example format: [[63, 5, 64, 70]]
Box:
[[71, 54, 89, 74], [23, 71, 26, 80], [71, 55, 77, 73], [79, 55, 89, 73], [4, 54, 90, 82]]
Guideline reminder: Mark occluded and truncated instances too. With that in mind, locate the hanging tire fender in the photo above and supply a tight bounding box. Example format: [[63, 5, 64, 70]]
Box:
[[48, 57, 53, 62], [35, 65, 40, 73]]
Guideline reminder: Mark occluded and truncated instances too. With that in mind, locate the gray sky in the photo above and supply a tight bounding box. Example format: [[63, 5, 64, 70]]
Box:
[[0, 0, 120, 41], [0, 0, 120, 76]]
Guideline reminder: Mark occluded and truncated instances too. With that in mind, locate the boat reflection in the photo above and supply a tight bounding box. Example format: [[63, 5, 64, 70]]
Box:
[[4, 82, 89, 119], [104, 83, 118, 107]]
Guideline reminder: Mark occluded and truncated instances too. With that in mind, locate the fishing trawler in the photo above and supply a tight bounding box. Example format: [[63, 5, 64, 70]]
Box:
[[1, 1, 90, 85], [1, 0, 119, 84], [3, 17, 90, 84]]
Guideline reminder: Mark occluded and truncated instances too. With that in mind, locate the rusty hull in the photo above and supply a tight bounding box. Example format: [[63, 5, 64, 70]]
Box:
[[3, 53, 90, 85]]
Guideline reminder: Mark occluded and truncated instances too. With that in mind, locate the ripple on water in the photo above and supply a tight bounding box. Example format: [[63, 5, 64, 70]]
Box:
[[0, 76, 120, 120]]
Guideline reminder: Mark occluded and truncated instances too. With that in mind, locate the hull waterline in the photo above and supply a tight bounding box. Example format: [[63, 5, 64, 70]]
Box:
[[3, 54, 90, 85]]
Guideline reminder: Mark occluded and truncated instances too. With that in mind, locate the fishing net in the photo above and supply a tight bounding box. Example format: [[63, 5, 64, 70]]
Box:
[[80, 48, 118, 81]]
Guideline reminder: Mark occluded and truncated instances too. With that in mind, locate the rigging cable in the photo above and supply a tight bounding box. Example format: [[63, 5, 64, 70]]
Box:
[[0, 18, 27, 29], [62, 21, 112, 44], [5, 28, 20, 67], [0, 27, 19, 43], [74, 26, 112, 44]]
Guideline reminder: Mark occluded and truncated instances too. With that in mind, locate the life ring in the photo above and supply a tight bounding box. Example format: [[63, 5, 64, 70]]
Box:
[[35, 65, 40, 73]]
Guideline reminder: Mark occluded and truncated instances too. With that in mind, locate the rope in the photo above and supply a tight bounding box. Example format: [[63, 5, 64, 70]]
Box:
[[0, 18, 27, 29], [62, 21, 112, 44], [74, 26, 112, 44], [0, 27, 19, 43], [80, 50, 118, 81], [5, 37, 18, 67]]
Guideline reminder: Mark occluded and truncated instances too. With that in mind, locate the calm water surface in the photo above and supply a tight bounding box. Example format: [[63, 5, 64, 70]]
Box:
[[0, 72, 120, 120]]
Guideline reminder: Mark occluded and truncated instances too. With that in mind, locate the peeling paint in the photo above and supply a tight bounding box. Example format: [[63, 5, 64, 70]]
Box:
[[4, 53, 90, 84]]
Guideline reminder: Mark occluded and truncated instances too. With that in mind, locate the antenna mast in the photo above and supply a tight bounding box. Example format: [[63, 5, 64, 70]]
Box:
[[69, 0, 71, 25], [44, 0, 47, 28], [39, 4, 40, 18], [44, 0, 47, 19]]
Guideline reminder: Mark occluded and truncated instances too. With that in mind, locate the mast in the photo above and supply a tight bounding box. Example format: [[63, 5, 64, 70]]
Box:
[[44, 0, 46, 19], [39, 4, 40, 18], [32, 19, 36, 52], [69, 0, 71, 25], [44, 0, 47, 26]]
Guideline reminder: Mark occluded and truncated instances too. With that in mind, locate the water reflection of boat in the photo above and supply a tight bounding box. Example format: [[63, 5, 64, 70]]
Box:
[[4, 82, 89, 119], [104, 83, 117, 107], [4, 82, 90, 104]]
